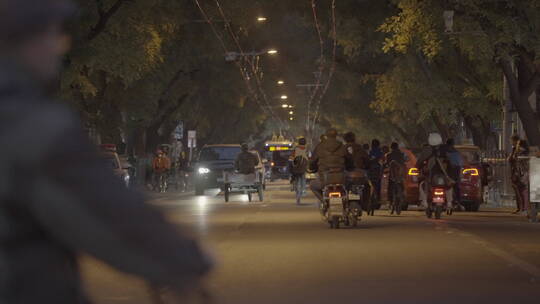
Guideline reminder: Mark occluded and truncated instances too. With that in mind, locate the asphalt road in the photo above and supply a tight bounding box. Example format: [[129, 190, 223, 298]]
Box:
[[82, 181, 540, 304]]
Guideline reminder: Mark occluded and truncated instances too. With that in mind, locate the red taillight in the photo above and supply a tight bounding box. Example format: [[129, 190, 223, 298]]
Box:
[[408, 168, 419, 176], [463, 168, 479, 176], [329, 192, 342, 198]]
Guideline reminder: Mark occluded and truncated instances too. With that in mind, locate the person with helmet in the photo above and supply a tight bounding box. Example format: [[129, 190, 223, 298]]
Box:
[[235, 143, 259, 174], [0, 1, 212, 303], [416, 133, 453, 208]]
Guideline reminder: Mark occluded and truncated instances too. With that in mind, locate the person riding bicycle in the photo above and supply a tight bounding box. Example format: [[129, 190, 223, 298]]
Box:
[[290, 137, 309, 201], [368, 139, 384, 204], [175, 151, 189, 191], [153, 150, 171, 191], [385, 142, 408, 203], [235, 143, 258, 174], [310, 128, 347, 213], [416, 133, 453, 208]]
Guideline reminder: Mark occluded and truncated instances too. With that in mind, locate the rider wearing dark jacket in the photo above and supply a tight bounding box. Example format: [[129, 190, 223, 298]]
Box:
[[235, 143, 258, 174], [310, 129, 347, 204], [343, 132, 369, 171]]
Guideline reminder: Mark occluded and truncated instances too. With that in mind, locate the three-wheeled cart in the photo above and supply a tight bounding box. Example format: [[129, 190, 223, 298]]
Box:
[[223, 171, 264, 202]]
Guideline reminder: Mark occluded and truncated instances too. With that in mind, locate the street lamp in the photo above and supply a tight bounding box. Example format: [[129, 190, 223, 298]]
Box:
[[280, 95, 288, 100], [277, 80, 284, 85], [257, 16, 267, 22], [225, 49, 278, 62], [288, 105, 293, 108], [289, 117, 294, 121], [281, 104, 289, 108], [289, 111, 294, 115]]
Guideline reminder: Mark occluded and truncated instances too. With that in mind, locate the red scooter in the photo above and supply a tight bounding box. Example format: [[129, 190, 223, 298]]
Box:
[[426, 174, 452, 220]]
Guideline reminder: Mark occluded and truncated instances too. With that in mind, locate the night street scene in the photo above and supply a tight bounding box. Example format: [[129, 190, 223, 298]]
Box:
[[1, 0, 540, 303]]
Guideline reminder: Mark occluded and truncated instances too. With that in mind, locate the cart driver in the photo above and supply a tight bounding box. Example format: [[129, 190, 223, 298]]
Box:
[[235, 143, 259, 174]]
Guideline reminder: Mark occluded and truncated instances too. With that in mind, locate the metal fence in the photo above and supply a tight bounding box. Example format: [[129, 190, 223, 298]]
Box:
[[480, 150, 514, 207]]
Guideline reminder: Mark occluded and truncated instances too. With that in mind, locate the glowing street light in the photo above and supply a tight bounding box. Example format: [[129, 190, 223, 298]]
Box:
[[280, 95, 288, 100], [257, 16, 267, 22], [289, 111, 294, 115], [267, 49, 278, 55], [288, 105, 293, 108], [281, 104, 289, 108], [289, 117, 294, 121], [277, 80, 285, 85]]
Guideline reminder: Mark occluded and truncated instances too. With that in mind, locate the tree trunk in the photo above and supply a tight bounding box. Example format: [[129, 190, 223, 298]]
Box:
[[463, 114, 485, 149], [500, 58, 540, 145]]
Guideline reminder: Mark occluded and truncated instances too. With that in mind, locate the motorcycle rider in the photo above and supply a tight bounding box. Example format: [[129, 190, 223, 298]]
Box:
[[235, 143, 259, 174], [343, 132, 369, 171], [310, 128, 347, 212], [343, 132, 371, 203], [0, 1, 212, 302], [416, 133, 454, 208]]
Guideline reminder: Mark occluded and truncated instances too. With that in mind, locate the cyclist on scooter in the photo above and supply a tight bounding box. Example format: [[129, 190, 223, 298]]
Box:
[[310, 129, 347, 213], [416, 133, 453, 208]]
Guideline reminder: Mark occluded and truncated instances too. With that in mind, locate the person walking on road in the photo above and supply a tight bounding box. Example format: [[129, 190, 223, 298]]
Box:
[[509, 135, 530, 214], [0, 1, 212, 303]]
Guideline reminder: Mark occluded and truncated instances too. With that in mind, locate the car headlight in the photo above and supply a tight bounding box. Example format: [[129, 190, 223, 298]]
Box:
[[198, 167, 210, 174]]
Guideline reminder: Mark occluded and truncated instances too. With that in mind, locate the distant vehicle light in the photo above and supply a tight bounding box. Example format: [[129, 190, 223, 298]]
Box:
[[198, 167, 210, 174], [271, 162, 275, 166], [408, 168, 420, 176], [463, 168, 479, 176], [329, 192, 341, 198]]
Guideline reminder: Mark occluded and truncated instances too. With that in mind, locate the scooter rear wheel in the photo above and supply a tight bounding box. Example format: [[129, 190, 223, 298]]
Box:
[[435, 205, 443, 219]]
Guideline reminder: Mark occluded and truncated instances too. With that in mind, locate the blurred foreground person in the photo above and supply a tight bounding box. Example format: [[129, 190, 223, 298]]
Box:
[[0, 1, 212, 303]]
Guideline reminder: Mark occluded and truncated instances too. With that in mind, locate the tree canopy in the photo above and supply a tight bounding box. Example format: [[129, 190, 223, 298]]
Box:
[[61, 0, 540, 153]]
